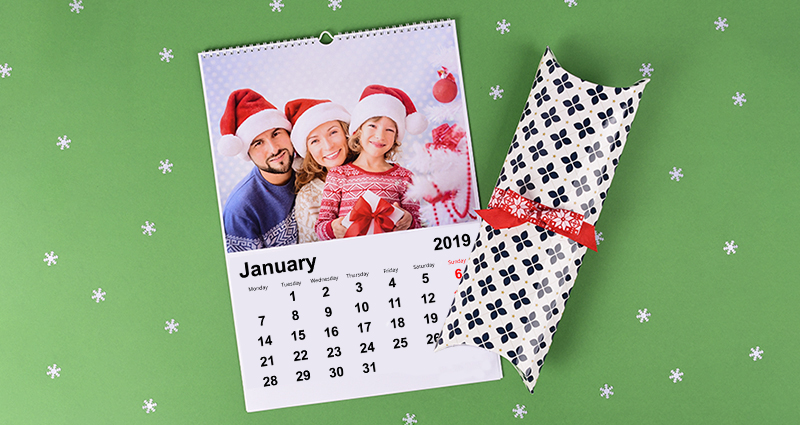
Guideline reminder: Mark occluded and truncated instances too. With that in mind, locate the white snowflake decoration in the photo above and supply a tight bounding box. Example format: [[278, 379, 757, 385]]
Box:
[[669, 167, 683, 181], [92, 288, 106, 303], [732, 92, 746, 106], [43, 251, 58, 266], [637, 308, 651, 323], [749, 346, 763, 361], [639, 63, 654, 77], [496, 19, 511, 34], [402, 413, 417, 424], [165, 319, 179, 334], [159, 48, 174, 63], [714, 17, 728, 31], [512, 404, 527, 418], [669, 368, 684, 383], [57, 135, 71, 150], [599, 384, 614, 399], [142, 221, 157, 236], [328, 0, 342, 11], [47, 364, 61, 379], [595, 230, 604, 245], [0, 63, 11, 78], [159, 160, 173, 174], [142, 399, 157, 413], [269, 0, 284, 12], [69, 0, 83, 13], [723, 240, 738, 255], [565, 0, 578, 7], [489, 85, 504, 100]]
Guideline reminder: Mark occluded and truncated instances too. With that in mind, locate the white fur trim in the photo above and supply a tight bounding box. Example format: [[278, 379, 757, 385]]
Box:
[[350, 93, 408, 141], [405, 111, 428, 135], [218, 134, 245, 157], [290, 103, 351, 158], [236, 109, 292, 147]]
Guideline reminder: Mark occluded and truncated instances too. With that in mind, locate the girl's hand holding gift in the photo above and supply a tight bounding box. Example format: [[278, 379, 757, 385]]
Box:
[[332, 216, 348, 239], [392, 203, 412, 231]]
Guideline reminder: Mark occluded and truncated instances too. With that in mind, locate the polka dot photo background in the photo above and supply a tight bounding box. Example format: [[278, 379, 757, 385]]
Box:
[[1, 0, 798, 424]]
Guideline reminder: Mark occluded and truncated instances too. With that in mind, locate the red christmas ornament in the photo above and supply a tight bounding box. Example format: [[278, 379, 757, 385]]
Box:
[[433, 67, 458, 103]]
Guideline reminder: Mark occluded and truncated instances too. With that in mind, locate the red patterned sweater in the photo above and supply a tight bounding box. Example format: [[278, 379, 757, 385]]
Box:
[[315, 163, 422, 240]]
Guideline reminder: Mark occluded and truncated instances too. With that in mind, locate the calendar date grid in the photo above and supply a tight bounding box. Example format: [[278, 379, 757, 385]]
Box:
[[248, 260, 460, 391]]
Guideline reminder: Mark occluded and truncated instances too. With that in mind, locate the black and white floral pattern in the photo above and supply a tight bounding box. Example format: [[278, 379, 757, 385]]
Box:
[[434, 47, 649, 393]]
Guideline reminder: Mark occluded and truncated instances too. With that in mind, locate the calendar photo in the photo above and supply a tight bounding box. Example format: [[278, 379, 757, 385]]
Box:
[[199, 21, 501, 412], [200, 22, 480, 254]]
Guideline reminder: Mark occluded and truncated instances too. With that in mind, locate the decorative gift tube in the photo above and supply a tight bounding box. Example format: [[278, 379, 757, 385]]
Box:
[[341, 190, 406, 238], [434, 47, 649, 392]]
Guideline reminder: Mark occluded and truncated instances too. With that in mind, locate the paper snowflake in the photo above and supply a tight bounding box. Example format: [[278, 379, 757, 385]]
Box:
[[165, 319, 179, 334], [159, 48, 174, 63], [159, 160, 173, 174], [0, 63, 11, 78], [489, 85, 504, 100], [142, 221, 156, 236], [714, 17, 728, 31], [47, 364, 61, 379], [142, 399, 157, 413], [496, 19, 510, 34], [92, 288, 106, 303], [69, 0, 83, 13], [43, 251, 58, 266], [269, 0, 284, 12]]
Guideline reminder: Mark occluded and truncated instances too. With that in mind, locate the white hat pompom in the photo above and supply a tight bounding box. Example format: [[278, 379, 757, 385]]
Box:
[[218, 134, 245, 157], [406, 111, 428, 135]]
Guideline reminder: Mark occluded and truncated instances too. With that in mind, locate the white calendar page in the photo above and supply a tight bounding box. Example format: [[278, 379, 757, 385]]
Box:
[[198, 20, 502, 412], [227, 222, 501, 411]]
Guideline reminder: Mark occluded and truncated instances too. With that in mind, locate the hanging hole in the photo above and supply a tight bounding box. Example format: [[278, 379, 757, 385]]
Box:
[[319, 31, 334, 45]]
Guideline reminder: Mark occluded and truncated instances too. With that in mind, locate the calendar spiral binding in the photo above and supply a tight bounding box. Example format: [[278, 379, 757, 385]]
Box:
[[198, 19, 454, 59]]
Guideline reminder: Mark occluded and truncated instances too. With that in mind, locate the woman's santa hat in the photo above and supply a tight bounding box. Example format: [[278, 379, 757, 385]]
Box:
[[350, 85, 428, 142], [284, 99, 351, 158], [218, 89, 292, 161]]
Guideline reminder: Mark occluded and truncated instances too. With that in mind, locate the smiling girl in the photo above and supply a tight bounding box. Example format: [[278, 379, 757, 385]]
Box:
[[315, 85, 428, 240]]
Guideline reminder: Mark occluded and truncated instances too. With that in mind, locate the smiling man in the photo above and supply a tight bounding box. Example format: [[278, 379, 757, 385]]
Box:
[[217, 89, 298, 252]]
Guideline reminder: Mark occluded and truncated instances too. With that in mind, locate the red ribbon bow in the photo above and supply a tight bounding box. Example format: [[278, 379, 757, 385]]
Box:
[[475, 187, 597, 251], [344, 196, 397, 238]]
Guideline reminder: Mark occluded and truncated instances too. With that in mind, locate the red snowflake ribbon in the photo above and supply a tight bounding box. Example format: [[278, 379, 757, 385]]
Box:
[[475, 187, 597, 251]]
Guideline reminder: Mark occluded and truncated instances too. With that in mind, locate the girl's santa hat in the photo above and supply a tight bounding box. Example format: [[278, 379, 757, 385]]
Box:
[[218, 89, 292, 161], [284, 99, 351, 158], [350, 85, 428, 142]]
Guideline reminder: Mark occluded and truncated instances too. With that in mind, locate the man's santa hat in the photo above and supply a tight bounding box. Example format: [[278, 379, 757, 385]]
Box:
[[350, 85, 428, 142], [284, 99, 351, 158], [218, 89, 292, 161]]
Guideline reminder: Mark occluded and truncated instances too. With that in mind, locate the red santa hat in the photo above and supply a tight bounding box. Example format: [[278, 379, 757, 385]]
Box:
[[218, 89, 292, 161], [350, 85, 428, 142], [284, 99, 351, 158]]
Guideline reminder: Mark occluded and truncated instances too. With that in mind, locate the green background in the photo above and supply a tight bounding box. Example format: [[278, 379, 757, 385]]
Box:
[[2, 0, 798, 423]]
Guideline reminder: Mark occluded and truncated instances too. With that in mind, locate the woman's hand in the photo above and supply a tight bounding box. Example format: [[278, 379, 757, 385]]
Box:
[[393, 203, 412, 231], [332, 216, 347, 239]]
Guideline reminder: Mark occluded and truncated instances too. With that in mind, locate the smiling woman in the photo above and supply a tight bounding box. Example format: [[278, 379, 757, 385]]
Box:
[[285, 99, 356, 243]]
